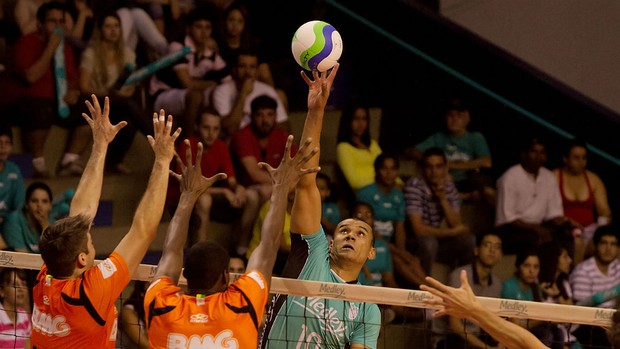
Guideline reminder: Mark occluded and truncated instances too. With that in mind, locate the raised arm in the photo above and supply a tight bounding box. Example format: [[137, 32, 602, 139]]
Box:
[[247, 136, 319, 285], [154, 140, 226, 283], [70, 95, 127, 220], [114, 110, 181, 274], [290, 65, 339, 235], [422, 270, 548, 349]]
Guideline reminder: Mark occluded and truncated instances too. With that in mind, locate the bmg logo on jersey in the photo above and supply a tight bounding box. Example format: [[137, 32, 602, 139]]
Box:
[[189, 313, 209, 323], [32, 307, 71, 337], [167, 330, 238, 349]]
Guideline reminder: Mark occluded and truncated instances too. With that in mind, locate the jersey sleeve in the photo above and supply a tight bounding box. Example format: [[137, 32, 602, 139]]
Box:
[[82, 252, 131, 315], [350, 304, 381, 349], [231, 271, 269, 322]]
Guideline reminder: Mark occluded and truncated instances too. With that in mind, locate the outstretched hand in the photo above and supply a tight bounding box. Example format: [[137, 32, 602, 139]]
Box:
[[301, 64, 339, 111], [258, 135, 320, 191], [148, 109, 181, 163], [82, 94, 127, 146], [171, 139, 227, 199], [421, 270, 481, 320]]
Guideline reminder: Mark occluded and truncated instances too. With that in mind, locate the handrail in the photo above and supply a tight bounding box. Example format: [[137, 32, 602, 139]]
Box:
[[325, 0, 620, 167]]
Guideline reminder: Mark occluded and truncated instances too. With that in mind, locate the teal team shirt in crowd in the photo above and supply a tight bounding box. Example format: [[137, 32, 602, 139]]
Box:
[[356, 183, 405, 242], [260, 227, 381, 349]]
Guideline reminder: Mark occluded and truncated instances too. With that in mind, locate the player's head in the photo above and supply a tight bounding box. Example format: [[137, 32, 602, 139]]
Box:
[[39, 214, 95, 278], [250, 95, 277, 138], [593, 225, 619, 266], [183, 241, 230, 292], [329, 218, 375, 269], [36, 1, 66, 36], [196, 108, 222, 147], [0, 124, 13, 162]]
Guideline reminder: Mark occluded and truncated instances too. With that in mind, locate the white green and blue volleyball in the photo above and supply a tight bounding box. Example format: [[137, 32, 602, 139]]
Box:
[[291, 20, 343, 72]]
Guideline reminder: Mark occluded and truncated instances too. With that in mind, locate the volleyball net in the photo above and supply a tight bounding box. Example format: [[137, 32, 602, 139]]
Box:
[[0, 250, 615, 348]]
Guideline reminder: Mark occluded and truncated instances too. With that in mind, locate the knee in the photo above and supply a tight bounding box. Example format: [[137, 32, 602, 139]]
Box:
[[195, 193, 213, 214]]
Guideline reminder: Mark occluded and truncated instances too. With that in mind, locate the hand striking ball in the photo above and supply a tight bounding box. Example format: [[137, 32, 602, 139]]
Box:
[[291, 20, 342, 72]]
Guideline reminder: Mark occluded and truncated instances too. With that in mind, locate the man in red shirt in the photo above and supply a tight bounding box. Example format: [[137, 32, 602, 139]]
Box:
[[30, 96, 180, 348], [145, 135, 317, 348], [231, 95, 297, 206], [11, 1, 90, 178]]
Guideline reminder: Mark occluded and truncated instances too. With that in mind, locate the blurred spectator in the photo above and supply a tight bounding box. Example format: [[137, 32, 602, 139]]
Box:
[[211, 48, 289, 142], [231, 95, 296, 205], [3, 182, 53, 253], [79, 13, 149, 174], [168, 110, 259, 251], [0, 268, 31, 349], [150, 6, 227, 136], [119, 280, 148, 349], [227, 253, 246, 285], [316, 172, 340, 236], [553, 138, 611, 263], [408, 97, 495, 204], [10, 1, 91, 178], [495, 138, 579, 255], [405, 147, 474, 275], [0, 125, 25, 245]]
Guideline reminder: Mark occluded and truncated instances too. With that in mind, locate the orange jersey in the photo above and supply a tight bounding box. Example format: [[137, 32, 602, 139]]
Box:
[[145, 271, 268, 349], [31, 252, 130, 348]]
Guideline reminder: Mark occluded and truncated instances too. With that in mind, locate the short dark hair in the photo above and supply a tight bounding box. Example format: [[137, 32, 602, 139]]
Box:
[[25, 181, 53, 207], [39, 215, 91, 278], [0, 124, 13, 141], [183, 241, 230, 291], [36, 1, 67, 24], [250, 95, 277, 114], [373, 152, 399, 173], [519, 137, 545, 153], [593, 225, 619, 246], [442, 97, 469, 115], [185, 5, 216, 26], [475, 230, 501, 247], [421, 147, 446, 167]]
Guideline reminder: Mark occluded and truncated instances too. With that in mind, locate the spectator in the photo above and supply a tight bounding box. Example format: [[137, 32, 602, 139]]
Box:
[[569, 225, 620, 348], [336, 102, 382, 193], [405, 147, 474, 275], [150, 6, 227, 136], [3, 182, 52, 253], [495, 138, 579, 255], [231, 95, 296, 205], [501, 248, 556, 347], [118, 280, 148, 349], [0, 125, 25, 244], [553, 138, 612, 263], [408, 97, 495, 204], [79, 12, 149, 174], [11, 1, 92, 178], [228, 253, 246, 286], [0, 268, 31, 348], [211, 48, 289, 142], [439, 231, 503, 348], [316, 172, 340, 236], [538, 241, 580, 349], [169, 110, 259, 250]]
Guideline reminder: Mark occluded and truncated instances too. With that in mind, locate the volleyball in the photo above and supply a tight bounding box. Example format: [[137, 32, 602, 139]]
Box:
[[291, 20, 343, 72]]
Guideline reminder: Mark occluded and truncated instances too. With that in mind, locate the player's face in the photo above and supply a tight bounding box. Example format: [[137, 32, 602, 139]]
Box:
[[27, 189, 52, 218], [445, 109, 470, 135], [377, 158, 398, 187], [234, 54, 258, 81], [41, 9, 65, 36], [0, 135, 12, 162], [564, 146, 587, 175], [251, 108, 276, 137], [517, 255, 540, 285], [225, 9, 245, 38], [330, 219, 375, 265], [475, 234, 502, 268], [596, 235, 619, 265], [350, 108, 368, 138], [557, 248, 572, 274], [101, 16, 121, 43], [0, 272, 28, 308], [197, 113, 221, 147], [423, 155, 448, 186], [188, 19, 212, 47]]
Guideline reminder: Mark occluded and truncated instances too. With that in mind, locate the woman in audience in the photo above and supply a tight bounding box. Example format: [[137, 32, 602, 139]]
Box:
[[0, 268, 31, 348], [539, 241, 581, 349], [502, 248, 557, 347], [2, 182, 52, 253], [553, 138, 611, 263], [80, 13, 150, 174], [336, 103, 382, 196]]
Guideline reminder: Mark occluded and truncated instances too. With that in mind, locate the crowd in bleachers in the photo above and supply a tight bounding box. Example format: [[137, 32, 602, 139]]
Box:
[[0, 1, 618, 348]]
